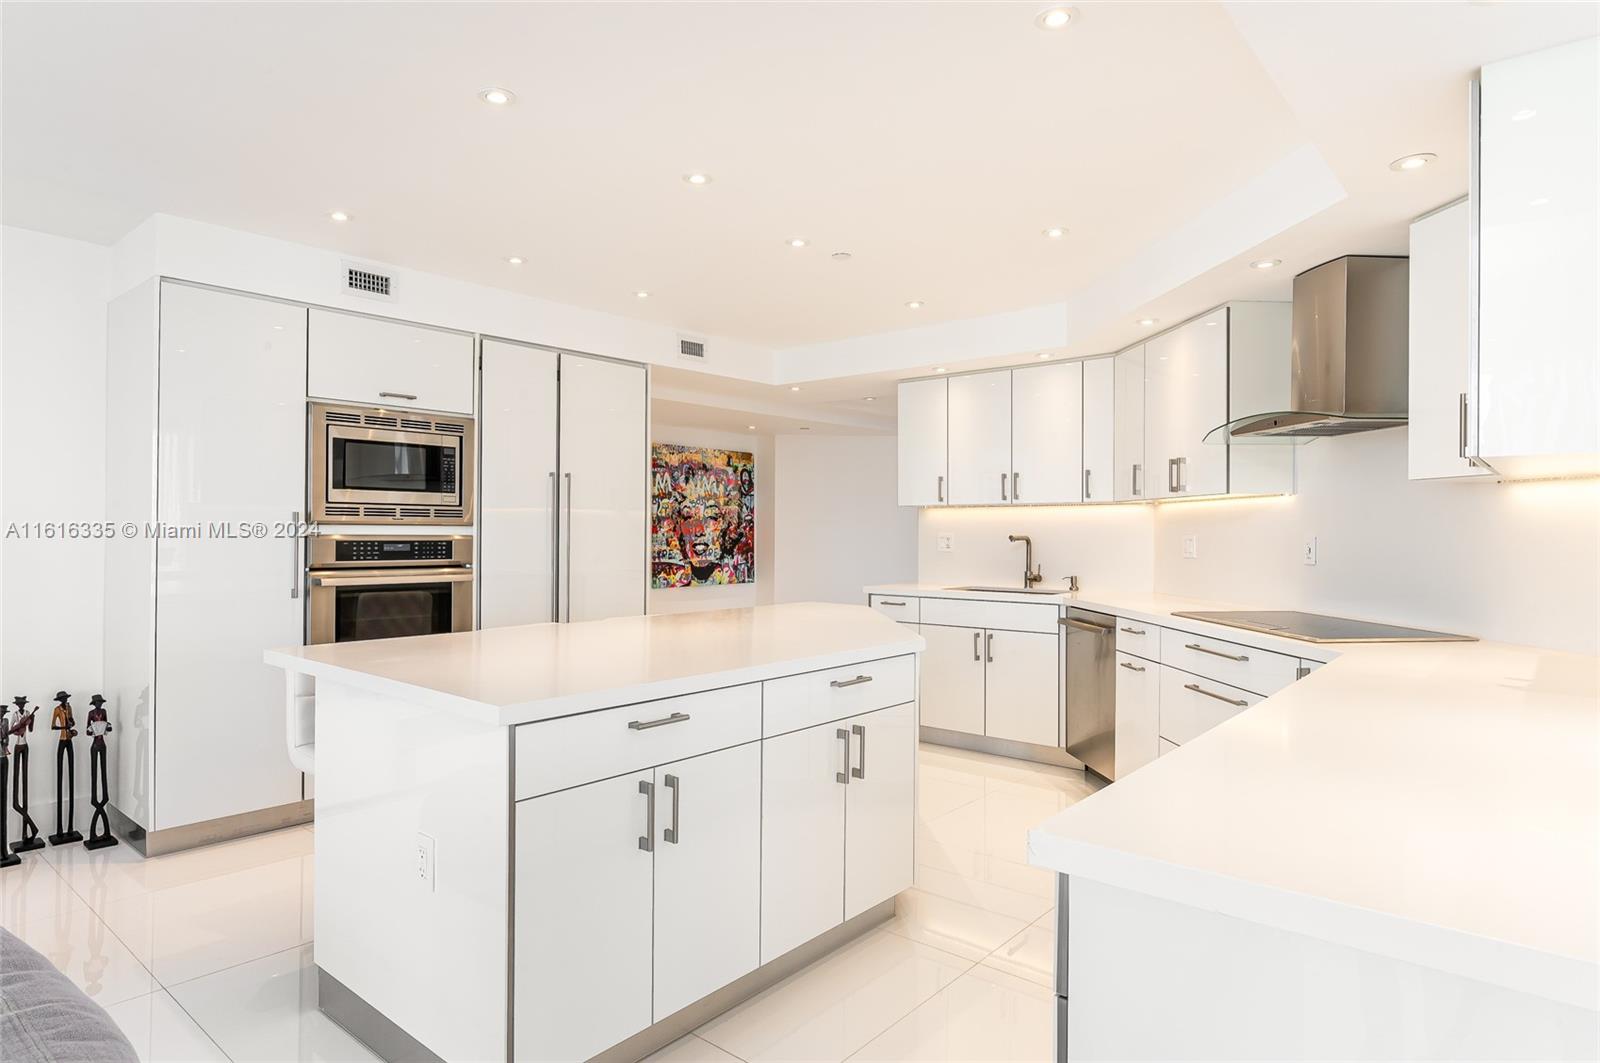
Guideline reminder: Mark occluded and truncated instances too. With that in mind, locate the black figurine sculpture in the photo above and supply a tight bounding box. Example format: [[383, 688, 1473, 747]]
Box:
[[49, 691, 82, 845], [83, 695, 117, 850], [0, 706, 18, 868], [8, 696, 44, 853]]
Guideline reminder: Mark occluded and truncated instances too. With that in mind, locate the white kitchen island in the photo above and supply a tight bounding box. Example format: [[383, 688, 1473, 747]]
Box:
[[265, 603, 923, 1063]]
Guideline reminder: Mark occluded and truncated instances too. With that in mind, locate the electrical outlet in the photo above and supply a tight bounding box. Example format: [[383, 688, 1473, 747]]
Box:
[[936, 534, 955, 552], [1181, 535, 1198, 560], [416, 832, 436, 891], [1303, 536, 1318, 566]]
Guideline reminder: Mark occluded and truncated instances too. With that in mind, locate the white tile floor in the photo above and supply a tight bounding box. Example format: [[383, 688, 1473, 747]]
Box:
[[1, 745, 1099, 1063]]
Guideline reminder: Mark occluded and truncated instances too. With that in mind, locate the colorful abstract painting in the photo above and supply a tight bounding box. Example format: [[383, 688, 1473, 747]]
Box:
[[651, 444, 756, 588]]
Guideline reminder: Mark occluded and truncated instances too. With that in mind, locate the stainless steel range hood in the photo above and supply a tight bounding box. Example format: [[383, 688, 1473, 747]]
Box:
[[1206, 255, 1410, 444]]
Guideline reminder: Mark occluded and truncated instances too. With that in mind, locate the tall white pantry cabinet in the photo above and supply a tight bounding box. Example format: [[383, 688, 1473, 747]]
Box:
[[104, 280, 309, 839]]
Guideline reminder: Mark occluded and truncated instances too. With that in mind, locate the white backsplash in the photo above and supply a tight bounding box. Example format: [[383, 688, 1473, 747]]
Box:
[[917, 503, 1156, 595]]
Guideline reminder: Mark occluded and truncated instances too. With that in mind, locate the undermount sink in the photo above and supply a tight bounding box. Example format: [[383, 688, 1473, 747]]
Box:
[[946, 585, 1063, 596]]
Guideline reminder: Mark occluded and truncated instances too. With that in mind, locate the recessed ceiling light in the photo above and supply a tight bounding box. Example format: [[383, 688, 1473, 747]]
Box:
[[747, 424, 757, 430], [1037, 353, 1052, 359], [790, 385, 801, 392], [507, 256, 524, 266], [1205, 319, 1220, 326], [328, 210, 350, 223], [906, 300, 924, 310], [634, 290, 650, 299], [683, 173, 712, 186], [1249, 258, 1282, 270], [1042, 227, 1067, 239], [1389, 153, 1437, 172], [1138, 317, 1159, 327], [788, 238, 808, 248], [1035, 5, 1075, 30], [831, 251, 853, 261], [933, 366, 947, 373], [1530, 196, 1551, 207], [478, 87, 515, 106], [865, 396, 877, 402], [1511, 108, 1537, 122]]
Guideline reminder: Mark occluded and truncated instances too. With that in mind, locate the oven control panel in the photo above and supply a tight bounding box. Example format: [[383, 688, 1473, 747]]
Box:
[[334, 539, 459, 563]]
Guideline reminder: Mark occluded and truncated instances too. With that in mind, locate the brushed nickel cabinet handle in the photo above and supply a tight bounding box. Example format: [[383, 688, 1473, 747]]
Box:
[[1458, 392, 1469, 460], [1000, 472, 1008, 501], [973, 631, 981, 661], [1167, 458, 1179, 493], [663, 773, 681, 844], [289, 511, 301, 599], [628, 711, 691, 730], [1012, 471, 1020, 500], [1183, 682, 1248, 707], [1119, 625, 1146, 635], [851, 723, 867, 780], [1132, 463, 1141, 497], [1083, 468, 1091, 500], [985, 632, 994, 663], [1175, 455, 1187, 493], [836, 727, 851, 784], [638, 779, 655, 852], [937, 475, 945, 503], [378, 391, 418, 401], [1119, 661, 1146, 672], [563, 472, 573, 621], [878, 599, 908, 607], [549, 471, 559, 621], [829, 674, 873, 689], [1184, 642, 1249, 662]]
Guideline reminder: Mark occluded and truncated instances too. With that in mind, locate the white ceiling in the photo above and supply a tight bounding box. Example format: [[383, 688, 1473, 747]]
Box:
[[4, 1, 1595, 420]]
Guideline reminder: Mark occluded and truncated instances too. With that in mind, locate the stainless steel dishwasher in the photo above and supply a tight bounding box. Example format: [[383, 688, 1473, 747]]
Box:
[[1063, 608, 1116, 780]]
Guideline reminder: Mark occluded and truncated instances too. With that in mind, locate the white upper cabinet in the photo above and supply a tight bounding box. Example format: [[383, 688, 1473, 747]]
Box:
[[1145, 309, 1229, 497], [1081, 357, 1115, 503], [897, 377, 949, 505], [1410, 202, 1492, 481], [1011, 361, 1082, 504], [947, 370, 1013, 505], [307, 308, 475, 414], [1113, 345, 1146, 501], [1475, 38, 1599, 478], [1224, 302, 1296, 497]]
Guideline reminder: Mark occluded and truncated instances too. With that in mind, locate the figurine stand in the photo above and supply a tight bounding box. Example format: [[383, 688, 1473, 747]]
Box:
[[0, 755, 19, 868], [48, 692, 81, 845], [84, 696, 117, 850], [10, 743, 44, 853]]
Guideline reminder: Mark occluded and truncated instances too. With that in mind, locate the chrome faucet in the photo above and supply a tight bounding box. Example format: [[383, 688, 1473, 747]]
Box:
[[1008, 534, 1043, 588]]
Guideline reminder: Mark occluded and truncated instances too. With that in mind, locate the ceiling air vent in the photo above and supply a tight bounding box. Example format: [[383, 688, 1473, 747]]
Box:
[[678, 335, 707, 361], [342, 260, 394, 302]]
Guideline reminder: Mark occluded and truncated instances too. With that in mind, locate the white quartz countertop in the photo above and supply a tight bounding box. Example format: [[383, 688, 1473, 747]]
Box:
[[265, 602, 924, 727]]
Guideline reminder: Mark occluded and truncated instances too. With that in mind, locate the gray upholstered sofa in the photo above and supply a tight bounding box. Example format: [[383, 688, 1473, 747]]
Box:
[[0, 927, 138, 1062]]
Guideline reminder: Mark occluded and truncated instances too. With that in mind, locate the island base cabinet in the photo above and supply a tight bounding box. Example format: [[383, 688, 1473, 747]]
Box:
[[762, 703, 917, 962], [760, 724, 847, 964], [919, 625, 985, 734], [844, 702, 916, 919], [514, 771, 653, 1063], [653, 743, 761, 1019]]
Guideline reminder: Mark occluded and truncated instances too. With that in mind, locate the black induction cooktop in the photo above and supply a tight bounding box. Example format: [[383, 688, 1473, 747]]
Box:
[[1169, 610, 1476, 644]]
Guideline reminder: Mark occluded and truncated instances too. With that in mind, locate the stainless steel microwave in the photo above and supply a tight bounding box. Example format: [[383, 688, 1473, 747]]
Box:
[[309, 402, 474, 525]]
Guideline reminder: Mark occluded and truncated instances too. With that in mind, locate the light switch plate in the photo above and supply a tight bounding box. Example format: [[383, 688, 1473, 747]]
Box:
[[1303, 536, 1318, 566], [416, 832, 436, 891], [1181, 535, 1198, 560], [936, 534, 955, 552]]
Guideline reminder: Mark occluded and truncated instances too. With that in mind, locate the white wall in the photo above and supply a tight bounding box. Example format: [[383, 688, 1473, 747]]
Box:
[[1153, 429, 1600, 654], [918, 504, 1156, 595], [646, 425, 774, 615], [773, 435, 919, 604], [1, 225, 112, 820]]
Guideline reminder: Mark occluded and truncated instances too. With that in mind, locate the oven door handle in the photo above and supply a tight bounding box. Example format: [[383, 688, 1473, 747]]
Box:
[[308, 568, 475, 587]]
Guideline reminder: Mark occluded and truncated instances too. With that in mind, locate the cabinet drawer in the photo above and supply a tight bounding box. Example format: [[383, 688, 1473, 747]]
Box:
[[868, 594, 921, 623], [1160, 628, 1299, 695], [919, 596, 1059, 634], [1158, 666, 1262, 746], [1114, 617, 1161, 660], [515, 684, 760, 799], [763, 655, 915, 738]]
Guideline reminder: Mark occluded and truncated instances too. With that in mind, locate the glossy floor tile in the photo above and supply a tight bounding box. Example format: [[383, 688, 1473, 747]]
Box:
[[7, 743, 1091, 1062]]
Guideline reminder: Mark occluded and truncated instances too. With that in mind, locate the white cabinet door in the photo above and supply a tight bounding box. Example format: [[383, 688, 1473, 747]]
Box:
[[653, 743, 761, 1019], [559, 353, 647, 622], [1112, 652, 1159, 779], [306, 308, 474, 413], [983, 630, 1059, 748], [479, 339, 560, 627], [760, 722, 846, 963], [1409, 203, 1489, 481], [844, 702, 916, 919], [514, 772, 653, 1062], [153, 283, 306, 830], [947, 370, 1012, 505], [1082, 357, 1115, 502], [1145, 310, 1228, 497], [898, 378, 949, 506], [1011, 361, 1082, 504], [1113, 345, 1146, 500], [1477, 38, 1599, 477], [918, 624, 986, 735]]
